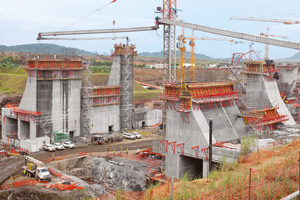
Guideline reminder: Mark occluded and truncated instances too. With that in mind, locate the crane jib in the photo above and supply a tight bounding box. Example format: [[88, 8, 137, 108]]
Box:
[[156, 17, 300, 50]]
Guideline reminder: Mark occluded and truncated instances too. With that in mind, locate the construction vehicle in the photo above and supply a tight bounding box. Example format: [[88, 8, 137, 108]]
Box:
[[22, 156, 51, 181]]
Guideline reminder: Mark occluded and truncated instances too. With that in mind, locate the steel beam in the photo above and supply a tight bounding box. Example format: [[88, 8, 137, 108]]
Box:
[[157, 18, 300, 50], [38, 26, 158, 39]]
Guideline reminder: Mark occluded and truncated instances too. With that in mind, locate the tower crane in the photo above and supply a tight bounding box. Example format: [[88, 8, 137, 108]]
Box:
[[183, 36, 237, 82], [38, 1, 300, 84], [230, 16, 300, 25], [260, 27, 287, 60], [177, 30, 187, 83]]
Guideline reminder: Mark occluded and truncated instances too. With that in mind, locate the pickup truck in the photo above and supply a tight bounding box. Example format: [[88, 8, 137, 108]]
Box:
[[23, 163, 51, 181]]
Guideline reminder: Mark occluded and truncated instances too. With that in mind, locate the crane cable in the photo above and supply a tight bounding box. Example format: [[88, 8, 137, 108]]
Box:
[[65, 0, 118, 29]]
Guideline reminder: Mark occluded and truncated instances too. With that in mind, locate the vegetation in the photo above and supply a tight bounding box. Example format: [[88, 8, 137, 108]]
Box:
[[88, 65, 111, 74], [0, 43, 95, 55], [240, 135, 257, 156]]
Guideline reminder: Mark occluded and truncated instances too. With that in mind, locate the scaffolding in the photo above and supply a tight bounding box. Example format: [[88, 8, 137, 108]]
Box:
[[113, 43, 136, 130]]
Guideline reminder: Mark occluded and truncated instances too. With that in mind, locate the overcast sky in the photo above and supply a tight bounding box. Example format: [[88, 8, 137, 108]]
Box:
[[1, 0, 300, 59]]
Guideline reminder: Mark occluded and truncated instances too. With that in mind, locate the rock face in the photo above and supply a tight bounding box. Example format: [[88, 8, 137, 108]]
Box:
[[91, 157, 148, 191], [0, 185, 87, 200]]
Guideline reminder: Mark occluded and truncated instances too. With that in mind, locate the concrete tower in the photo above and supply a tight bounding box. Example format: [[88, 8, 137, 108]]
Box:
[[108, 43, 136, 131], [2, 60, 83, 144]]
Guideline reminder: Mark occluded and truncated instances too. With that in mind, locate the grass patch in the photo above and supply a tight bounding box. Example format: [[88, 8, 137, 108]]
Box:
[[240, 135, 257, 155]]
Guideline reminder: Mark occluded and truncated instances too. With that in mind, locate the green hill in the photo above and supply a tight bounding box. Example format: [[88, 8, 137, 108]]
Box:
[[289, 51, 300, 59], [0, 43, 95, 56]]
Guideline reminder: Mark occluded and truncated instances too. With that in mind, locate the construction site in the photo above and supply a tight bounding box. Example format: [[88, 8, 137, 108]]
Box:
[[1, 0, 300, 199]]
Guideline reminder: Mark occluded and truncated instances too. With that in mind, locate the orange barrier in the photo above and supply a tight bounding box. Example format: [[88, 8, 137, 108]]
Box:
[[13, 179, 39, 188], [47, 182, 79, 190]]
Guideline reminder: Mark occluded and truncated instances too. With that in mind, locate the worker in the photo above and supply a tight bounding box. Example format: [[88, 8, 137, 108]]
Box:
[[52, 153, 54, 161], [126, 148, 129, 154], [113, 148, 116, 156], [23, 169, 26, 176]]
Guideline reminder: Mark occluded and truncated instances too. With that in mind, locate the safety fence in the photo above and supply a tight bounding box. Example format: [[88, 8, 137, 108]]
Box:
[[0, 179, 83, 191], [189, 140, 300, 200]]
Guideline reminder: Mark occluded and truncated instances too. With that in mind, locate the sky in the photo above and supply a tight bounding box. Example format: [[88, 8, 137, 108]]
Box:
[[1, 0, 300, 59]]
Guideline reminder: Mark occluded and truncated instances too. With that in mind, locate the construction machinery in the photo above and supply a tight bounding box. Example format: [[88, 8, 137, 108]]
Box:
[[22, 156, 51, 181], [230, 16, 300, 25]]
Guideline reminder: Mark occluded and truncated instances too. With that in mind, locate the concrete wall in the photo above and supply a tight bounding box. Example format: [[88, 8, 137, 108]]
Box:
[[145, 109, 162, 126], [108, 56, 121, 86], [19, 76, 37, 112], [165, 109, 210, 178], [245, 74, 271, 108], [277, 67, 298, 95], [201, 105, 248, 141], [20, 136, 50, 153], [244, 74, 296, 125], [264, 78, 296, 126], [165, 104, 245, 179], [88, 105, 120, 134]]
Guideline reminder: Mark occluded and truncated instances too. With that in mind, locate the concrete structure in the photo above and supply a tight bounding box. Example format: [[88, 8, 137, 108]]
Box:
[[241, 61, 296, 133], [275, 65, 298, 98], [81, 86, 121, 135], [2, 60, 83, 150], [161, 82, 248, 179], [1, 43, 158, 151], [132, 108, 162, 128], [108, 43, 136, 131]]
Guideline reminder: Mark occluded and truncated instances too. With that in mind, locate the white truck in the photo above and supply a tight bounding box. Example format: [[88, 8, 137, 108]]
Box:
[[22, 156, 51, 181]]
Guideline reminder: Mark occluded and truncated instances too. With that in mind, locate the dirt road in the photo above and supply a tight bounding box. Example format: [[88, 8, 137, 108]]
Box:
[[30, 138, 157, 161]]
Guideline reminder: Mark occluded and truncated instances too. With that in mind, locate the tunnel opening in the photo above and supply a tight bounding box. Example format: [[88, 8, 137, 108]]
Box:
[[179, 155, 203, 179]]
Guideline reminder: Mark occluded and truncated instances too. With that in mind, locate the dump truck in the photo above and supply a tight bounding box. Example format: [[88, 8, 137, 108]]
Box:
[[22, 156, 51, 181]]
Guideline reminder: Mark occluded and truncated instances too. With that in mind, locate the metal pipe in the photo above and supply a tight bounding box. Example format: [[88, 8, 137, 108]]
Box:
[[209, 117, 213, 172]]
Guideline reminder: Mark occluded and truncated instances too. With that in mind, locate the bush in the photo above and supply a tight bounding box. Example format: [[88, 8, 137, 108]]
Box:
[[240, 135, 257, 156], [88, 65, 111, 73]]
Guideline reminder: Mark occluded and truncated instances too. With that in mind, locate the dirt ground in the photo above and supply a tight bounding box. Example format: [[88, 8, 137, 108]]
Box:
[[30, 136, 159, 161]]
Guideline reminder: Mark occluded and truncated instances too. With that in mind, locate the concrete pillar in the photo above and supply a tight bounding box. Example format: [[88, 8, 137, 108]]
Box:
[[30, 120, 36, 139], [17, 119, 21, 140], [202, 159, 209, 178]]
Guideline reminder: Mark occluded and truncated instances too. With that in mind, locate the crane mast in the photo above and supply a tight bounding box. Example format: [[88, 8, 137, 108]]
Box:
[[162, 0, 177, 83]]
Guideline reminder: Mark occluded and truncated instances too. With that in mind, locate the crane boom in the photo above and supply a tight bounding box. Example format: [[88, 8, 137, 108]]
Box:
[[230, 16, 300, 25], [156, 18, 300, 50], [38, 36, 128, 41], [186, 37, 234, 42], [37, 26, 158, 39]]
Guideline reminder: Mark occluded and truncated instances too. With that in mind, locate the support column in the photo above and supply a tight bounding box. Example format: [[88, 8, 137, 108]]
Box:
[[202, 159, 209, 178]]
